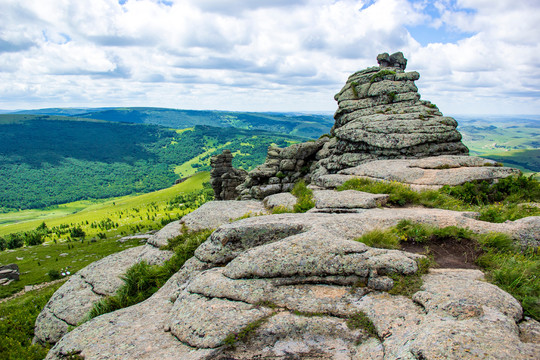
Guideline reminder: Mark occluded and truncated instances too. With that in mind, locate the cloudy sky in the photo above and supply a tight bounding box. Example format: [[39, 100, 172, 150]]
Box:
[[1, 0, 539, 115]]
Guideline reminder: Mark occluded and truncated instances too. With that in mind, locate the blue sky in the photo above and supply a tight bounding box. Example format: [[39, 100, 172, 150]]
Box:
[[0, 0, 539, 115]]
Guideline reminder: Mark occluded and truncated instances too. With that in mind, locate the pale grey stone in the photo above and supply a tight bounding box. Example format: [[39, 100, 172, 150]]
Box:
[[263, 192, 297, 211], [313, 190, 388, 209]]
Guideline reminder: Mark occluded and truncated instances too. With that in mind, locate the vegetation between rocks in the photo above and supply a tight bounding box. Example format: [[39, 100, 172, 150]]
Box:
[[223, 313, 275, 348], [356, 220, 539, 320], [346, 311, 378, 339], [0, 282, 64, 360], [84, 228, 212, 322], [291, 180, 315, 213], [337, 174, 540, 222]]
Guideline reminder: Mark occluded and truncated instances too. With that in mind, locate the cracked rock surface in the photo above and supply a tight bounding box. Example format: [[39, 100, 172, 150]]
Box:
[[35, 200, 263, 346], [43, 205, 539, 359]]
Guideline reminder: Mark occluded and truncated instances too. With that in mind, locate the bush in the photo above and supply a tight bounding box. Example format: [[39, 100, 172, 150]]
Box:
[[441, 174, 540, 206], [347, 311, 378, 338], [291, 180, 315, 213], [69, 226, 85, 239], [47, 269, 61, 281], [86, 228, 212, 321], [0, 237, 6, 251], [6, 233, 24, 249]]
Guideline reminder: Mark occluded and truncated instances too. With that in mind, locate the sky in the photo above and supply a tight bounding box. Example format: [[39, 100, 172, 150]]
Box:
[[0, 0, 539, 115]]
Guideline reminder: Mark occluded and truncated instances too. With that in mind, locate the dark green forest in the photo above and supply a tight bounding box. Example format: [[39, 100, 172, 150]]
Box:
[[0, 115, 304, 211]]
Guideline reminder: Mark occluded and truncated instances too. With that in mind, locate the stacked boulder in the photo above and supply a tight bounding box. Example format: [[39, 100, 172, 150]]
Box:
[[236, 52, 469, 199], [237, 139, 328, 200], [210, 150, 247, 200], [314, 51, 468, 177]]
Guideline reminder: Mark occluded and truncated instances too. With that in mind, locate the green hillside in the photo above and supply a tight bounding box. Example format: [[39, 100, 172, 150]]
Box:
[[456, 115, 540, 173], [14, 107, 335, 139], [0, 115, 305, 211]]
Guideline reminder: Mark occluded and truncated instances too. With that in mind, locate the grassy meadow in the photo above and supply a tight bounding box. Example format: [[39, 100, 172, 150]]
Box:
[[0, 172, 212, 298]]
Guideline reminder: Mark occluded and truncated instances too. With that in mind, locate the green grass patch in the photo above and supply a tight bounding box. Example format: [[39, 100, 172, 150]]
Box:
[[85, 228, 213, 321], [346, 311, 378, 338], [337, 175, 540, 222], [291, 180, 315, 213], [0, 282, 64, 359], [0, 237, 142, 299], [370, 70, 396, 83], [388, 257, 433, 298], [356, 221, 539, 319]]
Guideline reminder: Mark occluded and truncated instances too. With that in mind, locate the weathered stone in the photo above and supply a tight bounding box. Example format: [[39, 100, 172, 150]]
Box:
[[377, 51, 407, 70], [312, 190, 388, 211], [0, 264, 19, 281], [338, 155, 520, 189], [210, 149, 247, 200], [181, 200, 268, 231], [34, 244, 174, 345], [263, 192, 297, 211], [43, 205, 540, 358], [169, 292, 273, 348]]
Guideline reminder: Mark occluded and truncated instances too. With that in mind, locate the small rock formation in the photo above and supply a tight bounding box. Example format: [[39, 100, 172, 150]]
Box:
[[376, 51, 407, 70], [0, 264, 19, 286], [237, 138, 329, 199], [210, 150, 247, 200], [238, 52, 469, 199]]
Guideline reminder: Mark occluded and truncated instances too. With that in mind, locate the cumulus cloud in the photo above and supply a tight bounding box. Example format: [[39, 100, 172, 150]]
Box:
[[0, 0, 538, 114]]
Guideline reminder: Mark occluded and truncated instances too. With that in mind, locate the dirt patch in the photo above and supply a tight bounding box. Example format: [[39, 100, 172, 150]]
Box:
[[401, 237, 483, 269]]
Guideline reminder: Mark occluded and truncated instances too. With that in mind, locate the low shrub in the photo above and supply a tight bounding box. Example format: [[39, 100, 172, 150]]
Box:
[[271, 205, 291, 214], [47, 269, 61, 281], [441, 174, 540, 206], [223, 314, 274, 347], [86, 228, 212, 321], [291, 180, 315, 213]]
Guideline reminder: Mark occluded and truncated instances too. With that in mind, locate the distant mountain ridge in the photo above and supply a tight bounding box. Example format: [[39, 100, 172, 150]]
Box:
[[10, 107, 335, 139]]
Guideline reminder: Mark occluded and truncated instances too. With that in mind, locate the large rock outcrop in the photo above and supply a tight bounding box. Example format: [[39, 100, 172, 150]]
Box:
[[42, 201, 539, 359], [210, 150, 247, 200], [238, 52, 469, 199], [34, 201, 266, 345]]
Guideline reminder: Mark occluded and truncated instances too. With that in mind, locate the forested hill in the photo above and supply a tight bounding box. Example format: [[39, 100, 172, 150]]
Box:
[[0, 115, 305, 211], [13, 107, 334, 139]]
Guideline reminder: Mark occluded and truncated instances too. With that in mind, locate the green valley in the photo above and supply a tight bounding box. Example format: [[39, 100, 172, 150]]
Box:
[[0, 172, 213, 298], [0, 115, 305, 211]]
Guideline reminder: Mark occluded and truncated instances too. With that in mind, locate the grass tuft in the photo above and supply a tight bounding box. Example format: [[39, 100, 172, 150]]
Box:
[[85, 228, 212, 322], [291, 180, 315, 213], [347, 311, 378, 338]]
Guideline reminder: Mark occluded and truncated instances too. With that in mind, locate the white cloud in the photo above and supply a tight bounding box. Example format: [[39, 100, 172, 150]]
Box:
[[0, 0, 538, 115]]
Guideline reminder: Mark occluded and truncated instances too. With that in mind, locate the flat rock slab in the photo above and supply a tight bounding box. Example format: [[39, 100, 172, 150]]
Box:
[[34, 244, 173, 345], [181, 200, 269, 231], [336, 155, 519, 189], [312, 190, 388, 211], [263, 192, 297, 211]]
